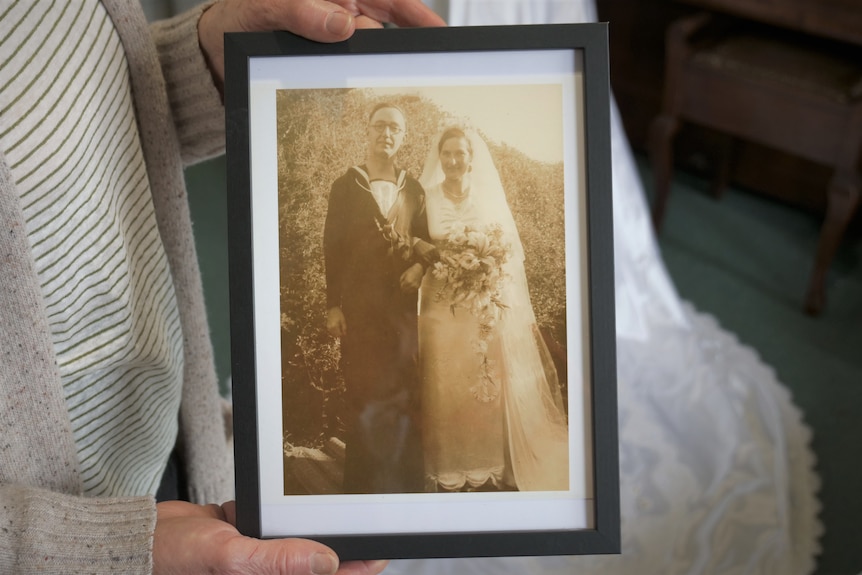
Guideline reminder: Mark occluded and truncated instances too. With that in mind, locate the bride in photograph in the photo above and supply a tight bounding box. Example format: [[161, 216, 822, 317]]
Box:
[[418, 126, 570, 493]]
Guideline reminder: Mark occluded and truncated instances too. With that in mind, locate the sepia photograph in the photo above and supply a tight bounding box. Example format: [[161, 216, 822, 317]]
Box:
[[226, 23, 618, 557], [275, 85, 571, 497]]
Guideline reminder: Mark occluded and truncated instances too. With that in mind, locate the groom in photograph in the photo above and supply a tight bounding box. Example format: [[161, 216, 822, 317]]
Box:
[[323, 103, 432, 494]]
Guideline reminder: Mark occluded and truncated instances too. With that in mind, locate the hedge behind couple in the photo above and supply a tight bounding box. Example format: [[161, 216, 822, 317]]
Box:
[[323, 103, 569, 495]]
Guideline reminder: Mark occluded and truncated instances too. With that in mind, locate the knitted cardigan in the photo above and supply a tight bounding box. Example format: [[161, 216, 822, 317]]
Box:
[[0, 2, 233, 572]]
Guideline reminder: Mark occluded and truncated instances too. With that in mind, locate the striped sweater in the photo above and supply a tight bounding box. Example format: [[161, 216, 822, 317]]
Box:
[[0, 1, 233, 572], [1, 0, 187, 499]]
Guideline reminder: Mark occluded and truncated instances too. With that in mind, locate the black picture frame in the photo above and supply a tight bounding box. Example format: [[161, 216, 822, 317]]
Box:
[[225, 23, 618, 560]]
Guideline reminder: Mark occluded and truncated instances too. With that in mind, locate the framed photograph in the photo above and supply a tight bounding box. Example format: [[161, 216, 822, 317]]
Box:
[[225, 23, 618, 560]]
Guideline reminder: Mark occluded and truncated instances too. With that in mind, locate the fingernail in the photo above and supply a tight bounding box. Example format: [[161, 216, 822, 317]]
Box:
[[310, 552, 338, 575], [325, 11, 353, 36]]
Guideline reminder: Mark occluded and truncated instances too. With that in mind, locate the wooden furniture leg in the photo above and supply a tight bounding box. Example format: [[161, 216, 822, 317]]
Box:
[[649, 13, 713, 232], [806, 103, 862, 315], [649, 114, 681, 231], [805, 169, 861, 315]]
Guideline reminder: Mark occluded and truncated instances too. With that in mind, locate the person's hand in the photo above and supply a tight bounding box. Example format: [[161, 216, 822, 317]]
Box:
[[198, 0, 446, 89], [154, 500, 388, 575], [326, 306, 348, 337], [413, 239, 439, 265], [399, 262, 424, 293]]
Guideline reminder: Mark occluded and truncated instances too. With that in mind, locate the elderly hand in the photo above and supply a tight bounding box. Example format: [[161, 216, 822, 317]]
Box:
[[198, 0, 446, 88], [154, 500, 388, 575]]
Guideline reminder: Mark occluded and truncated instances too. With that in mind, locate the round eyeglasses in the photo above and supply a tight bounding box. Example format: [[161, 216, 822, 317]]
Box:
[[370, 122, 404, 135]]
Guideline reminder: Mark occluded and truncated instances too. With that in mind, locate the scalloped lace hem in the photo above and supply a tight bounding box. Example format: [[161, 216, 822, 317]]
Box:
[[427, 466, 506, 492]]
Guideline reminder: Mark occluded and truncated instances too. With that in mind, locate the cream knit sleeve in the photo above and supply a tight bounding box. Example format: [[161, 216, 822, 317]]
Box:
[[150, 2, 226, 165], [0, 485, 155, 574]]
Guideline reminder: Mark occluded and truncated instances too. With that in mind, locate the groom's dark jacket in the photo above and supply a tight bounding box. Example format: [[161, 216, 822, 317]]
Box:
[[323, 165, 429, 494]]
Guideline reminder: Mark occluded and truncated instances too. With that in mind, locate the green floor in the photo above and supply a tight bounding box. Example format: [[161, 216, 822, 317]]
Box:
[[186, 154, 862, 574]]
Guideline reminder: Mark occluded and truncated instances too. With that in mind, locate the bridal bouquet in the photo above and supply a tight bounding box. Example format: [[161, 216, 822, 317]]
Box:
[[432, 223, 511, 317], [431, 223, 512, 402]]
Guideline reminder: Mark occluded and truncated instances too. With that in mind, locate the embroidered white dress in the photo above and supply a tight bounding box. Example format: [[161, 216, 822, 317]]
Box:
[[420, 185, 508, 490], [420, 167, 571, 493]]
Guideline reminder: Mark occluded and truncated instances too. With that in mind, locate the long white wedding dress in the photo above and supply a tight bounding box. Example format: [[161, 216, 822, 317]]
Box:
[[388, 1, 822, 573], [419, 131, 570, 493]]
